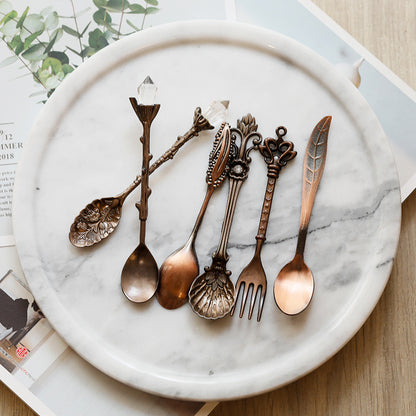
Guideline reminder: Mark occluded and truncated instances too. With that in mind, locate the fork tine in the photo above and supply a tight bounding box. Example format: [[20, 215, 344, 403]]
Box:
[[248, 285, 260, 320], [257, 285, 267, 322], [239, 283, 251, 318], [230, 280, 242, 316]]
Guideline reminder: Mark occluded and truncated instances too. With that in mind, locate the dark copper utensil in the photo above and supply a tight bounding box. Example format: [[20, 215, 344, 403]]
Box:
[[121, 96, 160, 303], [231, 127, 296, 322], [69, 102, 229, 248], [274, 116, 332, 315], [189, 114, 261, 320], [157, 123, 234, 309]]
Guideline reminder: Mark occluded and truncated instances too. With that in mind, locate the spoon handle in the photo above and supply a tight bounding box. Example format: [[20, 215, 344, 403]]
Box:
[[129, 98, 160, 245], [187, 123, 234, 245], [255, 127, 297, 254], [295, 116, 332, 255], [117, 107, 215, 202], [213, 114, 261, 261]]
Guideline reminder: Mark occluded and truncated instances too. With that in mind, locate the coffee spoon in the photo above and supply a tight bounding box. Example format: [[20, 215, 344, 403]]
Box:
[[274, 116, 332, 315], [157, 123, 233, 309]]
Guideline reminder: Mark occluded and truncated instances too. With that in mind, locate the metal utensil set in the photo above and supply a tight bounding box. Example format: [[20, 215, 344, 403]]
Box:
[[69, 82, 332, 322]]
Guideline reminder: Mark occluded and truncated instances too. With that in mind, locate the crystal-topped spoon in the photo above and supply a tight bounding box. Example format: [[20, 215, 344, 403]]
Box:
[[69, 100, 229, 248]]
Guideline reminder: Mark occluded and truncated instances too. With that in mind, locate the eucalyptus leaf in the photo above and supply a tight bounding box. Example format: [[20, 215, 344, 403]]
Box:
[[16, 6, 29, 29], [126, 18, 139, 30], [42, 57, 62, 74], [93, 9, 112, 25], [127, 4, 145, 13], [48, 50, 69, 64], [14, 39, 23, 55], [0, 0, 12, 14], [62, 24, 80, 38], [21, 43, 46, 61], [45, 11, 58, 31], [62, 63, 74, 74], [144, 0, 158, 5], [0, 10, 17, 25], [50, 27, 63, 43], [45, 74, 60, 89], [0, 55, 17, 67], [44, 30, 59, 54], [81, 46, 93, 58], [9, 33, 21, 48], [0, 20, 17, 37], [80, 22, 91, 37], [23, 14, 45, 33], [93, 0, 107, 8], [145, 6, 158, 14], [23, 29, 44, 49], [88, 28, 109, 50], [104, 0, 130, 13], [40, 6, 53, 18]]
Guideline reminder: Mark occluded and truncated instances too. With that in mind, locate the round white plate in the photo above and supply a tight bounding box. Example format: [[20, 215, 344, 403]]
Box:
[[13, 21, 401, 400]]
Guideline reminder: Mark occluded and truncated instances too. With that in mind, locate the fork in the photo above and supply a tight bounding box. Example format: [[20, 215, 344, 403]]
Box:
[[230, 127, 296, 321]]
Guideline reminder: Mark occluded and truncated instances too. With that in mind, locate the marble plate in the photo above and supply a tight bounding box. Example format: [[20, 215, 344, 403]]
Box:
[[13, 21, 401, 401]]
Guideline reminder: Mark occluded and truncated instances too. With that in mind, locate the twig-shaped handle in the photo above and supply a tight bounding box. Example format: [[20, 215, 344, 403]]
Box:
[[118, 107, 215, 202], [129, 98, 160, 245], [296, 116, 332, 255]]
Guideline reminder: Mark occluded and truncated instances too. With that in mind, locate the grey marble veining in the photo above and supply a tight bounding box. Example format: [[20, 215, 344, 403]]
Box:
[[12, 22, 401, 401]]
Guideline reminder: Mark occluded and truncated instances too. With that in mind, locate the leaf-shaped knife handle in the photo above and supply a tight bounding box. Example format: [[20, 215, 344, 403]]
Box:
[[296, 116, 332, 255]]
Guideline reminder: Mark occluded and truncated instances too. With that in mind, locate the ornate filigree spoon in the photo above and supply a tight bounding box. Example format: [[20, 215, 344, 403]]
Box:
[[157, 123, 234, 309], [69, 100, 229, 248], [189, 114, 261, 320], [230, 127, 297, 322]]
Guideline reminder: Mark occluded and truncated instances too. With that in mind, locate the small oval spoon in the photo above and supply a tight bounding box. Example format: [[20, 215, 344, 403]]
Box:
[[274, 116, 332, 315], [157, 123, 233, 309]]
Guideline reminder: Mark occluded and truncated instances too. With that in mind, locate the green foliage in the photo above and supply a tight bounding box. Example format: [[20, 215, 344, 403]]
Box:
[[0, 0, 159, 100]]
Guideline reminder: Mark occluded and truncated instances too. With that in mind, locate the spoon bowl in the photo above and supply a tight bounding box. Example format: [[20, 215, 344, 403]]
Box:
[[274, 254, 314, 316], [157, 241, 199, 309], [121, 243, 159, 303]]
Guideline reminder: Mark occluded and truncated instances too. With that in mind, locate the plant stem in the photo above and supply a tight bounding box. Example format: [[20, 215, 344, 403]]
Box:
[[140, 4, 148, 30], [69, 0, 84, 62], [117, 0, 125, 40], [0, 37, 47, 90]]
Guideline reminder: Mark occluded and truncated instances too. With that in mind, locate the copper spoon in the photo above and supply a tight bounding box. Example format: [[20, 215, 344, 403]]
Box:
[[274, 116, 332, 315], [69, 102, 229, 248], [156, 123, 234, 309], [121, 96, 159, 303], [189, 114, 261, 320]]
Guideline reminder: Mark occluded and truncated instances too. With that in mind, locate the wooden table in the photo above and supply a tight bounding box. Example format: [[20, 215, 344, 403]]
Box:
[[1, 1, 415, 414]]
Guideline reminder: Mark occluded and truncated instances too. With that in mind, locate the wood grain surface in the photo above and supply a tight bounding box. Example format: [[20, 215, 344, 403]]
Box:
[[1, 1, 416, 415]]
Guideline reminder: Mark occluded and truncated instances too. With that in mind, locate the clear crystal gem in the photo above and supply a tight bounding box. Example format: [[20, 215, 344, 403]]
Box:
[[137, 76, 157, 105]]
